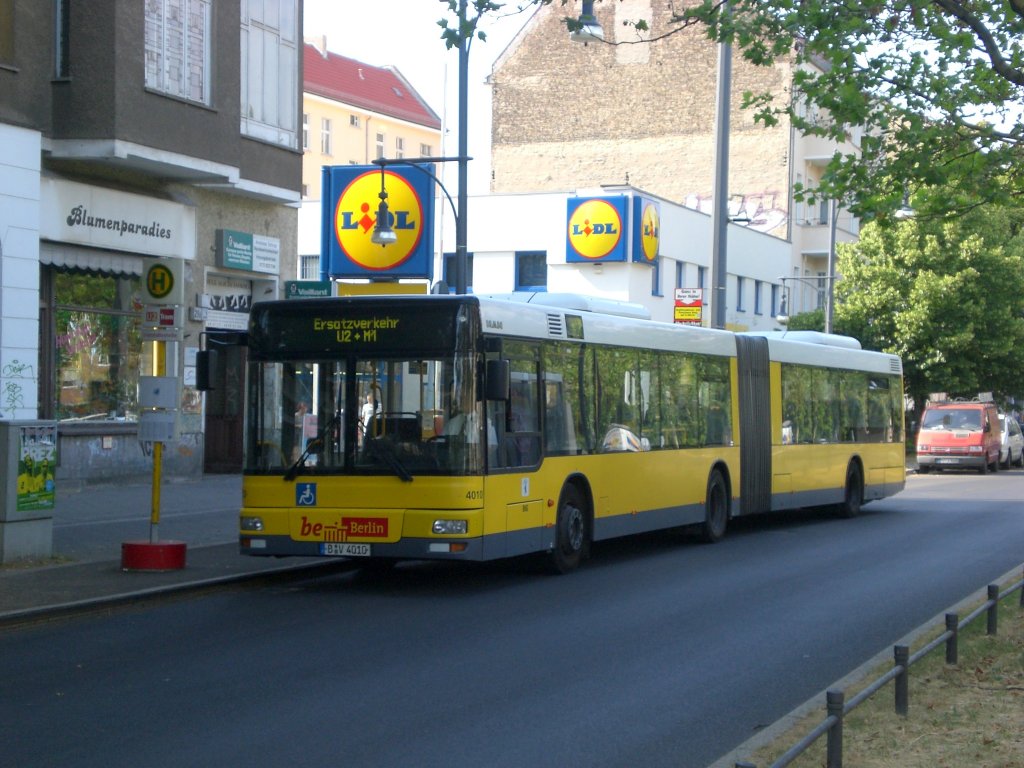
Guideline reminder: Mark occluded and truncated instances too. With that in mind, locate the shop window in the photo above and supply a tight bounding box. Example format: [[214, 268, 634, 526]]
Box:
[[50, 269, 145, 423]]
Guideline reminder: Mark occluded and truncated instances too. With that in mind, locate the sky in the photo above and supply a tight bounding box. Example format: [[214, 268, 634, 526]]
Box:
[[302, 0, 538, 194]]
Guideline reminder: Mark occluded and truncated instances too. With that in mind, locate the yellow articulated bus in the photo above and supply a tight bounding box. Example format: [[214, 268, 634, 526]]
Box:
[[233, 293, 905, 573]]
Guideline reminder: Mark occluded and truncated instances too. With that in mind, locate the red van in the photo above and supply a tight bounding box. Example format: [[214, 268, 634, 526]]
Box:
[[916, 399, 1001, 474]]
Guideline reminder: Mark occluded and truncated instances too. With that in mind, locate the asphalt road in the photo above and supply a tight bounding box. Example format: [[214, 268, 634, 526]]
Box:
[[3, 471, 1022, 768]]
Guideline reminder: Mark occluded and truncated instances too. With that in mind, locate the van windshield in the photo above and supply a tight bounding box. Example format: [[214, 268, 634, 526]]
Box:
[[922, 408, 982, 431]]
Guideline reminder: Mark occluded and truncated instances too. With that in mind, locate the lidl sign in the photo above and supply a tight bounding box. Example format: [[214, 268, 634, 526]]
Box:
[[322, 165, 435, 279], [566, 196, 628, 263], [632, 196, 660, 266]]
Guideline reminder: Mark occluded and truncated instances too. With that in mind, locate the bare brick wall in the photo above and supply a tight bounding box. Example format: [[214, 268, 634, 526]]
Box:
[[490, 3, 793, 233]]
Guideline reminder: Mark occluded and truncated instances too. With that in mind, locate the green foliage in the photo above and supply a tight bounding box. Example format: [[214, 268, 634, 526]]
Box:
[[538, 0, 1024, 220], [784, 308, 824, 332], [834, 203, 1024, 414]]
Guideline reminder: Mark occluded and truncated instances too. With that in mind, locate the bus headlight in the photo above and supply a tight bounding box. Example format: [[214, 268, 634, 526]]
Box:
[[241, 516, 265, 531], [432, 519, 467, 535]]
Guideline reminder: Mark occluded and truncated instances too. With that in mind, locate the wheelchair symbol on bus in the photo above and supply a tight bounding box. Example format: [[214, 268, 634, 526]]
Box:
[[296, 483, 317, 506]]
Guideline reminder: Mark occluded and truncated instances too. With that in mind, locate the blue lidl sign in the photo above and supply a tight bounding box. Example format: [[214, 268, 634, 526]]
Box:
[[565, 195, 629, 263], [632, 196, 660, 266], [321, 165, 436, 279]]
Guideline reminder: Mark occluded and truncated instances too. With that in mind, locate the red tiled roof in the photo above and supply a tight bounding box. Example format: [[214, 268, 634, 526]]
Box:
[[303, 44, 442, 131]]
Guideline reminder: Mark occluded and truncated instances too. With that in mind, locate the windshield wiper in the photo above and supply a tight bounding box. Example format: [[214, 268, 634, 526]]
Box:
[[283, 412, 340, 482], [364, 438, 413, 482]]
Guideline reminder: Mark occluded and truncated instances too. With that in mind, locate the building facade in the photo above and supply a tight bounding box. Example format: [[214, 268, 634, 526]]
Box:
[[433, 187, 790, 333], [0, 0, 302, 485], [488, 1, 861, 317]]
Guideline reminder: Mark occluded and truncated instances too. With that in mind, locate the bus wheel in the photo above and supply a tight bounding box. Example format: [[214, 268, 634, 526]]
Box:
[[838, 463, 863, 519], [699, 470, 729, 543], [550, 484, 588, 574]]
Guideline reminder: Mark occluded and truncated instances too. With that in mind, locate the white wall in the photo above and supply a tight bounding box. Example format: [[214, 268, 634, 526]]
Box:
[[0, 125, 42, 419]]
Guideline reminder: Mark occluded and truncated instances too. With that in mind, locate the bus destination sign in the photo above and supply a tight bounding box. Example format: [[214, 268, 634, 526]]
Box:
[[313, 315, 400, 344]]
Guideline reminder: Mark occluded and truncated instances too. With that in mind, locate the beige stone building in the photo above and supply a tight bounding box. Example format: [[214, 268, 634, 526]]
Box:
[[489, 1, 860, 316]]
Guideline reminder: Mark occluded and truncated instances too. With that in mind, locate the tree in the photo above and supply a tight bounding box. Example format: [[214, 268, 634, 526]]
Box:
[[834, 203, 1024, 418], [540, 0, 1024, 220]]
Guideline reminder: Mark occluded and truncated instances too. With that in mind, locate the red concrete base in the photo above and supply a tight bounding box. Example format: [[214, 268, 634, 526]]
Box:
[[121, 541, 187, 572]]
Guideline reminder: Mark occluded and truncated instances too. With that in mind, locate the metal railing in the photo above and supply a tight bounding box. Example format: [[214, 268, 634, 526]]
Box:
[[735, 567, 1024, 768]]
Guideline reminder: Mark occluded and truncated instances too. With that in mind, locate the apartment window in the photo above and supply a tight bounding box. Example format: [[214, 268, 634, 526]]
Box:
[[736, 276, 746, 312], [515, 251, 547, 292], [375, 132, 385, 159], [350, 114, 360, 128], [675, 261, 684, 290], [302, 113, 309, 151], [319, 118, 331, 155], [420, 143, 433, 157], [771, 284, 780, 317], [54, 0, 70, 77], [395, 137, 405, 159], [698, 266, 707, 304], [144, 0, 211, 105], [299, 254, 319, 280], [754, 280, 763, 315], [443, 252, 474, 293], [300, 183, 309, 198], [650, 258, 662, 297], [241, 0, 299, 148], [0, 0, 13, 65]]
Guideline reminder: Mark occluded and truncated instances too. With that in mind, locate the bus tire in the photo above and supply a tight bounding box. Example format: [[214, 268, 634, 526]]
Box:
[[549, 483, 588, 574], [838, 462, 863, 519], [699, 469, 729, 543]]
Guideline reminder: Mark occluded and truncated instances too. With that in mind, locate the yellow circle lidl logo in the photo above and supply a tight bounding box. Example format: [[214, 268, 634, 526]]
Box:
[[640, 201, 660, 262], [334, 170, 424, 271], [567, 198, 623, 260]]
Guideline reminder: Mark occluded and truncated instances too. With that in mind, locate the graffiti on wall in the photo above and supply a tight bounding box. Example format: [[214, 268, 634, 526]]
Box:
[[683, 190, 789, 233], [1, 359, 34, 417]]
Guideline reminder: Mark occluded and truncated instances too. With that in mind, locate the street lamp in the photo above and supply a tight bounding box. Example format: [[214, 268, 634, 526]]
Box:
[[368, 156, 470, 279], [710, 2, 733, 330], [777, 274, 840, 332], [569, 0, 604, 44], [454, 0, 470, 294]]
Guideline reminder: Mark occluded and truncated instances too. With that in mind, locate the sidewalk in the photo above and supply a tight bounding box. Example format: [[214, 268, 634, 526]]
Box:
[[0, 474, 334, 626]]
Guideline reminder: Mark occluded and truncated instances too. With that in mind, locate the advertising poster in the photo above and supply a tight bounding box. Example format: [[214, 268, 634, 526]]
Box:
[[17, 425, 57, 512]]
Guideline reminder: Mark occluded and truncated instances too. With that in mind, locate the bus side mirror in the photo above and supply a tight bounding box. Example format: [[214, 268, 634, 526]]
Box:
[[195, 349, 218, 391], [485, 359, 510, 401]]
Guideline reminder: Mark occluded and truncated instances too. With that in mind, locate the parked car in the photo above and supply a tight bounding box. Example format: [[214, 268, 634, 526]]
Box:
[[998, 413, 1024, 468], [916, 399, 1001, 474]]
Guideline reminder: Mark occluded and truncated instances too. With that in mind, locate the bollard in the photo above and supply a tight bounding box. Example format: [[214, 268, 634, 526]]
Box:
[[987, 584, 999, 635], [894, 645, 909, 716], [945, 613, 958, 665], [826, 690, 844, 768]]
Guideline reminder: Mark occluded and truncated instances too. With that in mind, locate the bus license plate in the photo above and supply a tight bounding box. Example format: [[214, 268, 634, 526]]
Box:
[[936, 458, 959, 464], [320, 543, 371, 557]]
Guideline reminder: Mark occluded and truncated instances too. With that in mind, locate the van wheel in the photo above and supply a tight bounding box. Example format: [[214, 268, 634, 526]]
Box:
[[1015, 451, 1024, 468], [838, 463, 863, 519], [979, 458, 988, 475]]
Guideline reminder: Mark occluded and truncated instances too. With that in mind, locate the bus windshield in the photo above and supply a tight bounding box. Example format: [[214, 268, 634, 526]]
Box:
[[246, 353, 489, 477]]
